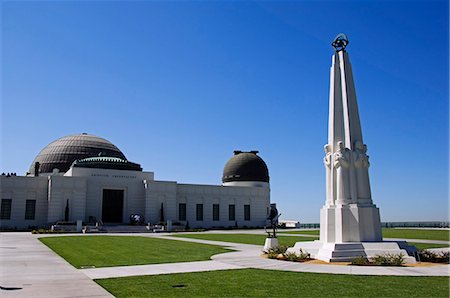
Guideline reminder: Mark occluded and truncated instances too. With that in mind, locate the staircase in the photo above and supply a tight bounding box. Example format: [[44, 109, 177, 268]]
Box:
[[100, 224, 152, 233]]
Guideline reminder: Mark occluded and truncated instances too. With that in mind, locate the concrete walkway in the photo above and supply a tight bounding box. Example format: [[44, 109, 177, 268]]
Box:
[[2, 232, 449, 298], [81, 260, 243, 279], [77, 234, 450, 279], [0, 233, 112, 298], [165, 235, 450, 277]]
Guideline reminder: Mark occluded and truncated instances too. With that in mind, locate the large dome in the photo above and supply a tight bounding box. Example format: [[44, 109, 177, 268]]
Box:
[[29, 133, 126, 174], [222, 151, 269, 183]]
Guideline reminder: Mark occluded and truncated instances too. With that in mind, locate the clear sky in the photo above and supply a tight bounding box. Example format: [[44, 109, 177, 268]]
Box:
[[1, 0, 448, 223]]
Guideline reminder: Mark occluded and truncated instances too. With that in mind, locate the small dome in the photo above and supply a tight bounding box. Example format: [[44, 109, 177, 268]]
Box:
[[29, 133, 126, 174], [222, 150, 269, 183]]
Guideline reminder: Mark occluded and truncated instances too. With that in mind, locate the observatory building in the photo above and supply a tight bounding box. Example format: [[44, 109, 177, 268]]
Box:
[[0, 133, 271, 229]]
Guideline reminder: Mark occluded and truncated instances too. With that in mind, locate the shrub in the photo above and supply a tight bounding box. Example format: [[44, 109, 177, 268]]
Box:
[[283, 249, 310, 262], [351, 256, 370, 265], [267, 245, 288, 255], [266, 245, 288, 259], [371, 253, 405, 266], [439, 251, 450, 263], [419, 249, 438, 262], [267, 251, 280, 259], [419, 249, 449, 263], [31, 229, 69, 234]]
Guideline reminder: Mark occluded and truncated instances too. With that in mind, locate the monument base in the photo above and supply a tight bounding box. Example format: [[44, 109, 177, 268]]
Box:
[[286, 241, 417, 263], [263, 237, 279, 252], [320, 203, 383, 243]]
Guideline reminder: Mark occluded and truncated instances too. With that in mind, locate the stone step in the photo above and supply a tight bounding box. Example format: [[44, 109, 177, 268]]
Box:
[[101, 225, 152, 233]]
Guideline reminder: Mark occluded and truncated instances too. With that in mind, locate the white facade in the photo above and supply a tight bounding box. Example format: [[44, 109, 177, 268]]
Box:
[[1, 165, 270, 229]]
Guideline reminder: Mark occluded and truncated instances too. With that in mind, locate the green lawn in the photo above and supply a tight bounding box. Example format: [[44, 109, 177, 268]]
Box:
[[171, 233, 317, 247], [279, 230, 320, 235], [408, 242, 449, 250], [96, 268, 449, 298], [382, 229, 450, 241], [39, 236, 229, 268], [280, 228, 450, 242]]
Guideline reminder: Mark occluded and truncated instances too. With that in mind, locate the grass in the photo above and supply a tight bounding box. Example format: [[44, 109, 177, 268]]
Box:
[[382, 229, 449, 241], [408, 242, 449, 250], [39, 236, 229, 268], [96, 268, 450, 298], [279, 230, 320, 235], [279, 228, 450, 241], [171, 233, 317, 247]]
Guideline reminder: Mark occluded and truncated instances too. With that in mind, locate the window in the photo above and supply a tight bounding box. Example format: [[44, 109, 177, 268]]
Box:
[[229, 204, 235, 221], [196, 204, 203, 221], [1, 199, 12, 220], [213, 204, 219, 221], [178, 203, 186, 221], [244, 204, 251, 221], [25, 200, 36, 220]]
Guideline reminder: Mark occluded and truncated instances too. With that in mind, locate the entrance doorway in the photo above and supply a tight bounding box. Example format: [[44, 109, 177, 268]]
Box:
[[102, 189, 124, 223]]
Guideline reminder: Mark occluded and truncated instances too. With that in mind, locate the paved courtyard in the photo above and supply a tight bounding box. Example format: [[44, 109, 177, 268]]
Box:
[[1, 231, 449, 297], [0, 232, 112, 297]]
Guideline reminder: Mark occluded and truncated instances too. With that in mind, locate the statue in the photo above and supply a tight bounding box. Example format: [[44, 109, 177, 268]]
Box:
[[324, 144, 333, 205], [266, 204, 280, 238], [333, 141, 351, 203], [353, 141, 372, 200]]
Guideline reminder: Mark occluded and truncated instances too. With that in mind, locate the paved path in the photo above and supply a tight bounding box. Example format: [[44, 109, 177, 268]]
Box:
[[78, 234, 450, 279], [2, 231, 449, 298], [279, 233, 450, 245], [81, 260, 242, 279], [0, 233, 112, 298], [165, 235, 450, 277]]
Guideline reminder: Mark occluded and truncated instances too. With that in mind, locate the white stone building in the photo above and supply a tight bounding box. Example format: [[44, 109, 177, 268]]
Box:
[[0, 134, 271, 229]]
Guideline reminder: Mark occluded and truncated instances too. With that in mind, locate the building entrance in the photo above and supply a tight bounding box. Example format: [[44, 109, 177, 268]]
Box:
[[102, 189, 124, 223]]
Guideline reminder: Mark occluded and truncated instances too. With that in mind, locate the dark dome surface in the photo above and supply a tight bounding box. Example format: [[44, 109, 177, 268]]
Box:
[[222, 151, 269, 183], [72, 156, 142, 172], [29, 133, 126, 174]]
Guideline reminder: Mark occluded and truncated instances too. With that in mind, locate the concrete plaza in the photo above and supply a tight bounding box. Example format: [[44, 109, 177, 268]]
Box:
[[1, 231, 449, 297]]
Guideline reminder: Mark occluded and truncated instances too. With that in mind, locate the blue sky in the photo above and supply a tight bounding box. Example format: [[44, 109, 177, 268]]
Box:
[[1, 0, 448, 222]]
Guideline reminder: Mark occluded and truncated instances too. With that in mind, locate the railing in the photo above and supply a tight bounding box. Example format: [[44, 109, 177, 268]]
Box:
[[381, 221, 449, 228], [298, 221, 450, 229]]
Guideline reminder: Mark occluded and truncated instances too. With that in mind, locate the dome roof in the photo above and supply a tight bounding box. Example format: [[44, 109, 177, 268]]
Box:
[[222, 150, 269, 183], [72, 156, 142, 171], [29, 133, 127, 174]]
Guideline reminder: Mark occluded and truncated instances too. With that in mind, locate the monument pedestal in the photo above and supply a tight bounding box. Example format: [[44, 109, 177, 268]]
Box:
[[287, 240, 417, 263], [320, 203, 382, 243], [263, 237, 279, 252], [287, 202, 416, 263]]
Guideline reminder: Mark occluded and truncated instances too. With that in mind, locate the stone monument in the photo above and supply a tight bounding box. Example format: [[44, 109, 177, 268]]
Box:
[[287, 34, 416, 262]]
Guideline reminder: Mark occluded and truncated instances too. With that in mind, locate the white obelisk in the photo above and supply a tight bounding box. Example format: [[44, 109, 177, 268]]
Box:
[[287, 34, 416, 262], [320, 33, 382, 243]]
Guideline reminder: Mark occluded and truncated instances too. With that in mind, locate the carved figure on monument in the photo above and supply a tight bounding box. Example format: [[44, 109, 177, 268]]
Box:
[[333, 141, 351, 203], [353, 141, 372, 201], [323, 144, 333, 205]]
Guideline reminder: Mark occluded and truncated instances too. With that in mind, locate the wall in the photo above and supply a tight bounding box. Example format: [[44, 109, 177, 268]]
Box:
[[47, 176, 87, 223], [145, 181, 271, 228], [1, 168, 270, 229], [0, 176, 49, 228], [67, 167, 153, 223]]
